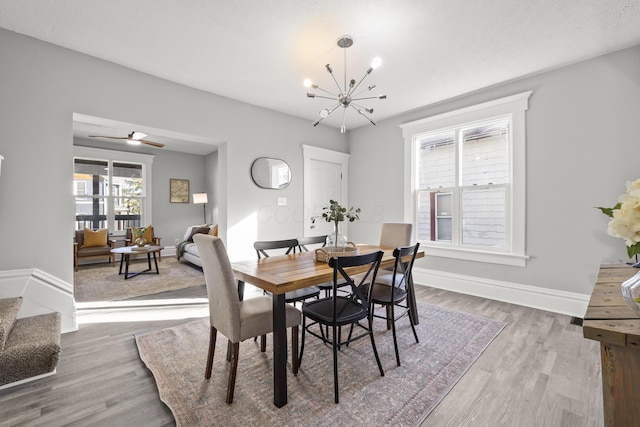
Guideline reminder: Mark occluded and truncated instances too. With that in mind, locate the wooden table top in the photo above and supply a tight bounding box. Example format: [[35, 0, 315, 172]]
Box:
[[583, 264, 640, 347], [231, 244, 423, 295]]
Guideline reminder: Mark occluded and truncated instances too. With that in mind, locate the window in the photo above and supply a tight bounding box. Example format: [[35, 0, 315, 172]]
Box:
[[73, 146, 154, 233], [401, 91, 531, 266]]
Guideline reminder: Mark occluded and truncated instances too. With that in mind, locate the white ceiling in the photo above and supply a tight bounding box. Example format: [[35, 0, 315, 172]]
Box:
[[2, 0, 640, 151]]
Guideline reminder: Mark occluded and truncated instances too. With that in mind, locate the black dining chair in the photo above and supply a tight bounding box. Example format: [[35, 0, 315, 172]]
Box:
[[365, 243, 420, 366], [253, 239, 321, 351], [299, 251, 385, 403], [297, 235, 351, 298]]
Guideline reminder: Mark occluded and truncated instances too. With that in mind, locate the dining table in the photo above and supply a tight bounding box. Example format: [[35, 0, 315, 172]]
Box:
[[230, 243, 424, 407]]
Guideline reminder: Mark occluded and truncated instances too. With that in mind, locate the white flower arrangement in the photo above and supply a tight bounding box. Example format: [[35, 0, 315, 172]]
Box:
[[598, 179, 640, 259]]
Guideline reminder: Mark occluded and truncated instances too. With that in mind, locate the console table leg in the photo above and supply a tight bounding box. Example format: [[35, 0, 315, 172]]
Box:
[[600, 342, 640, 426]]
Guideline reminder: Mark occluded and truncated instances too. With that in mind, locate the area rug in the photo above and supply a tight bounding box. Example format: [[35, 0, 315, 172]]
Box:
[[74, 256, 204, 302], [135, 302, 506, 426]]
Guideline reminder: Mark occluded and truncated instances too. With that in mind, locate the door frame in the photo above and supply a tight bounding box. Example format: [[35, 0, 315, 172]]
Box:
[[301, 144, 350, 236]]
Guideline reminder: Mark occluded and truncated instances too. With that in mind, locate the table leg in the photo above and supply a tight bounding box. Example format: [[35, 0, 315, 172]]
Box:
[[272, 293, 287, 407], [152, 252, 159, 274], [118, 254, 125, 275], [124, 255, 131, 280]]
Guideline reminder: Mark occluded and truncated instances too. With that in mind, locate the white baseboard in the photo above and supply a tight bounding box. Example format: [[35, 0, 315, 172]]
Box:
[[412, 267, 590, 318], [0, 370, 57, 391], [0, 269, 77, 333]]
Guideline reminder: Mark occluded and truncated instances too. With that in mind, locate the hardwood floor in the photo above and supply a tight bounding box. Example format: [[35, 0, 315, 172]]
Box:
[[0, 284, 603, 427]]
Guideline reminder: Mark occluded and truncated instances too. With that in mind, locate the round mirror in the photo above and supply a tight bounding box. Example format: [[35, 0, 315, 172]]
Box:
[[250, 157, 291, 189]]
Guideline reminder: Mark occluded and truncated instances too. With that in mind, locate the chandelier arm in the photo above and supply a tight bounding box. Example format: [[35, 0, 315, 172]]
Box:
[[326, 103, 342, 115], [347, 69, 373, 98], [313, 85, 340, 97], [350, 104, 377, 125], [351, 95, 385, 101], [327, 66, 344, 95], [312, 94, 341, 101]]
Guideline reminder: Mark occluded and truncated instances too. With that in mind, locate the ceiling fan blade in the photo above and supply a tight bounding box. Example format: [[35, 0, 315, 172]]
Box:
[[88, 135, 128, 140], [139, 139, 165, 148]]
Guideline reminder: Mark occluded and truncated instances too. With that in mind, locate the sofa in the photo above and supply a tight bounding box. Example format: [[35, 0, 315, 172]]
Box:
[[176, 224, 218, 267]]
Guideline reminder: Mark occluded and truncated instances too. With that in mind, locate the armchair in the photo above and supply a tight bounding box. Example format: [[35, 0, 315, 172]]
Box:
[[74, 228, 116, 272], [125, 226, 162, 260]]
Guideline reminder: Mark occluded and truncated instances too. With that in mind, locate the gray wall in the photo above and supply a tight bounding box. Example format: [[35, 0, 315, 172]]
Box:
[[348, 44, 640, 297], [0, 28, 346, 287]]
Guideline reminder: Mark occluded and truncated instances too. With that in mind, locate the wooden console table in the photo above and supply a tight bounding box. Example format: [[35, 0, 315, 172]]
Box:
[[583, 264, 640, 427]]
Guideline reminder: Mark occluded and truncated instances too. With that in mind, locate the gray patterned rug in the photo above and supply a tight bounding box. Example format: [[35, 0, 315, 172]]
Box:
[[74, 256, 204, 302], [135, 302, 506, 426]]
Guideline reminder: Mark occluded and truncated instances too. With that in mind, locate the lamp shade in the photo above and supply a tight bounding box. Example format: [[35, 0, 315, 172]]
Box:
[[193, 193, 208, 204]]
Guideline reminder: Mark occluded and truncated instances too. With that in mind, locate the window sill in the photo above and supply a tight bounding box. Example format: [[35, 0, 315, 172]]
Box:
[[421, 245, 528, 267]]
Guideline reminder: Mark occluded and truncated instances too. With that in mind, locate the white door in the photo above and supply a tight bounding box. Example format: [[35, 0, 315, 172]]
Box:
[[302, 145, 350, 237]]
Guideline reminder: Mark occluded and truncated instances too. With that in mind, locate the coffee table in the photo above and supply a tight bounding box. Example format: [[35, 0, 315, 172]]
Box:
[[111, 245, 164, 279]]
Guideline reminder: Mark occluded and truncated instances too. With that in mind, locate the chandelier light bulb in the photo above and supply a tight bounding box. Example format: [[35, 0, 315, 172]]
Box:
[[320, 109, 329, 118], [304, 78, 312, 88], [371, 57, 382, 69]]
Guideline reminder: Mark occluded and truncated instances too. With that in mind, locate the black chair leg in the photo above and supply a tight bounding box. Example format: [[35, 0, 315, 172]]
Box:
[[332, 324, 339, 404], [391, 304, 401, 366]]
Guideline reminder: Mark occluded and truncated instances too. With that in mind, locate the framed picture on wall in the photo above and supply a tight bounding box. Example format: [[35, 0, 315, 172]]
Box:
[[170, 179, 190, 203]]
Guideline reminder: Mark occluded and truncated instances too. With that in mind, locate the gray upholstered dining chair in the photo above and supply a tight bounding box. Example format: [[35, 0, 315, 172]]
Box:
[[379, 222, 413, 248], [193, 234, 302, 404]]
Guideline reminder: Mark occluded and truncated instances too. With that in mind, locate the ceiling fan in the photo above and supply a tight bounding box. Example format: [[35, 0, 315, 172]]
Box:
[[88, 131, 165, 148]]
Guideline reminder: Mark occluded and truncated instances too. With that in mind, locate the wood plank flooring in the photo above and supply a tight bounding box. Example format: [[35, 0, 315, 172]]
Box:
[[0, 284, 603, 427]]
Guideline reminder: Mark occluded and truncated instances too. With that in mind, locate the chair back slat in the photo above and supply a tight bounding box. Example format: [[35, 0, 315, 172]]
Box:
[[254, 239, 298, 258], [328, 251, 383, 320], [297, 235, 327, 252]]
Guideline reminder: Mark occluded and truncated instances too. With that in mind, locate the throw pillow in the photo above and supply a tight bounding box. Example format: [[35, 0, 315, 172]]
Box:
[[187, 226, 210, 242], [210, 224, 218, 237], [132, 226, 154, 243], [82, 228, 108, 248]]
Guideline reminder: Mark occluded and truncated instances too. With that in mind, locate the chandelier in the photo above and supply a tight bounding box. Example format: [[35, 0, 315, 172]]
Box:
[[304, 35, 386, 133]]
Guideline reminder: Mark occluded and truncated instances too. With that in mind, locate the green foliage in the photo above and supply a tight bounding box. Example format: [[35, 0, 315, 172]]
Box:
[[595, 203, 621, 218], [311, 199, 361, 226]]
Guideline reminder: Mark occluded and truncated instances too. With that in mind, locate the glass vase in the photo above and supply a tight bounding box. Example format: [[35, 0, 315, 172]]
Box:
[[326, 222, 347, 249], [621, 271, 640, 318]]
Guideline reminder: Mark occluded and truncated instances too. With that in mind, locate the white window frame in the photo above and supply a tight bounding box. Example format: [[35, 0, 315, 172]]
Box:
[[73, 146, 154, 235], [400, 91, 532, 267]]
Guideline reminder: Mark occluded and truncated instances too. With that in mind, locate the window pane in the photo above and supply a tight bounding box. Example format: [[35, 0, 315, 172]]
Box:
[[436, 218, 452, 241], [461, 120, 509, 186], [416, 130, 455, 189], [416, 191, 432, 241], [461, 187, 506, 248], [113, 162, 143, 231], [74, 159, 108, 196], [75, 197, 108, 230]]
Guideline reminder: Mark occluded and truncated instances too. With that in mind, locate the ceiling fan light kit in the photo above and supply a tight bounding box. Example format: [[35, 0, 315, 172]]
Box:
[[304, 35, 386, 133], [88, 131, 165, 148]]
